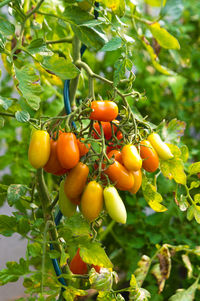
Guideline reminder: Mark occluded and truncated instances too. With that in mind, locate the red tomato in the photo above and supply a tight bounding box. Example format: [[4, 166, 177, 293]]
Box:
[[44, 139, 67, 175], [129, 169, 142, 194], [93, 120, 121, 140], [69, 248, 88, 275], [107, 150, 123, 164], [140, 140, 159, 172], [57, 133, 80, 169], [90, 101, 118, 122], [105, 161, 134, 191], [64, 162, 89, 200], [92, 264, 101, 273], [77, 138, 90, 156]]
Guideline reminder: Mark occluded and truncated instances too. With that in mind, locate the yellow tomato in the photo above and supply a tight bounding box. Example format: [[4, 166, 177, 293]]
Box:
[[147, 133, 173, 160], [121, 144, 142, 171]]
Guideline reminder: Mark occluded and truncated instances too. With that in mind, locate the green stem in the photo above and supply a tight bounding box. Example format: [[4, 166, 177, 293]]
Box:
[[26, 0, 45, 19], [99, 220, 116, 241], [69, 36, 81, 110], [0, 111, 38, 123]]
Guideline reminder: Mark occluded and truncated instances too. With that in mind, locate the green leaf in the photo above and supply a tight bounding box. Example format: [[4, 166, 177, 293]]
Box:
[[89, 268, 117, 291], [41, 55, 80, 80], [114, 57, 126, 87], [149, 22, 180, 50], [60, 249, 69, 267], [187, 205, 195, 222], [48, 250, 60, 259], [27, 38, 51, 54], [80, 242, 113, 268], [194, 206, 200, 224], [194, 194, 200, 204], [72, 24, 108, 50], [190, 181, 200, 190], [7, 184, 28, 206], [169, 278, 199, 301], [167, 76, 187, 100], [0, 215, 17, 236], [141, 37, 174, 75], [28, 242, 42, 257], [134, 255, 151, 287], [0, 184, 8, 207], [161, 0, 184, 21], [142, 177, 167, 212], [63, 286, 87, 301], [15, 65, 43, 110], [188, 162, 200, 175], [0, 258, 29, 285], [0, 96, 13, 110], [0, 116, 4, 128], [101, 37, 122, 52], [63, 5, 93, 25], [17, 217, 30, 235], [0, 17, 15, 36], [130, 274, 151, 300], [15, 111, 30, 123]]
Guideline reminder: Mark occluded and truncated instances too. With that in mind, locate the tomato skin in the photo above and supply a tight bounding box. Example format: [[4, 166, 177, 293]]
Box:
[[92, 264, 101, 273], [81, 181, 103, 222], [28, 130, 50, 169], [147, 133, 173, 160], [107, 150, 123, 164], [104, 186, 127, 224], [140, 140, 159, 172], [57, 133, 80, 169], [59, 180, 77, 218], [105, 161, 134, 191], [90, 101, 118, 122], [93, 120, 121, 140], [121, 144, 142, 171], [64, 162, 89, 200], [129, 169, 142, 194], [77, 138, 90, 156], [69, 248, 88, 275], [44, 139, 67, 175]]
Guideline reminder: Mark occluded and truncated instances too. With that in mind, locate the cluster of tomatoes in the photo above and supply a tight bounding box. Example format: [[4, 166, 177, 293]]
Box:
[[28, 100, 173, 273]]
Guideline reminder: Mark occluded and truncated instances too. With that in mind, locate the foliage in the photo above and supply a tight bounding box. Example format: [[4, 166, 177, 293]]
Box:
[[0, 0, 200, 300]]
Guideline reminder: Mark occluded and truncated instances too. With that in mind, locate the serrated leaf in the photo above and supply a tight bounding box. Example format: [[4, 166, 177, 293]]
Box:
[[28, 243, 42, 257], [189, 162, 200, 175], [101, 37, 122, 52], [15, 65, 43, 110], [0, 17, 15, 36], [130, 274, 151, 300], [134, 255, 151, 287], [63, 286, 87, 301], [0, 96, 13, 110], [169, 278, 199, 301], [15, 111, 30, 123], [80, 243, 113, 268], [41, 55, 80, 80], [114, 58, 126, 87], [0, 258, 29, 285], [7, 184, 28, 206], [149, 22, 180, 50], [0, 215, 17, 236], [160, 157, 186, 185], [72, 24, 108, 50], [89, 268, 116, 291]]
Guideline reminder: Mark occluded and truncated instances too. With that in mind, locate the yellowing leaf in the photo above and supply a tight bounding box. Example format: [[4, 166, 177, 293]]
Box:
[[144, 0, 166, 7], [100, 0, 125, 17], [160, 157, 186, 185], [149, 201, 168, 212], [149, 22, 180, 50]]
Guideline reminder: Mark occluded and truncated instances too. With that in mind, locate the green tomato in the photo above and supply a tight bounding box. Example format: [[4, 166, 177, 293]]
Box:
[[103, 186, 127, 224], [59, 180, 77, 217], [148, 132, 174, 160]]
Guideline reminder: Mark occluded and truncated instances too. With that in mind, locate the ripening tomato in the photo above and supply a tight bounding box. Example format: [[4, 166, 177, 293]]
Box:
[[69, 248, 88, 275], [64, 162, 89, 200], [104, 186, 127, 224], [44, 139, 67, 175], [93, 120, 121, 140], [105, 161, 134, 191], [147, 133, 173, 160], [129, 169, 142, 194], [122, 144, 142, 171], [92, 264, 101, 273], [90, 101, 118, 122], [81, 181, 103, 222], [57, 132, 80, 169], [140, 140, 159, 172], [28, 130, 50, 169], [77, 138, 90, 156], [107, 150, 123, 164], [59, 180, 77, 217]]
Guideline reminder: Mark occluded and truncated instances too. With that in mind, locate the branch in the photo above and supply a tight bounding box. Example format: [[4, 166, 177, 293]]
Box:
[[26, 0, 45, 19], [0, 0, 12, 8], [46, 37, 73, 45]]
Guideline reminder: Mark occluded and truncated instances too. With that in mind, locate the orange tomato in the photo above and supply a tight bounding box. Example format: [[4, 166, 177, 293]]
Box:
[[90, 101, 118, 122], [129, 169, 142, 194], [107, 150, 123, 164], [77, 138, 90, 156], [64, 162, 89, 200], [140, 140, 159, 172], [44, 139, 67, 175], [105, 161, 134, 191], [122, 144, 142, 171], [57, 132, 80, 169], [93, 120, 121, 140], [69, 248, 88, 275]]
